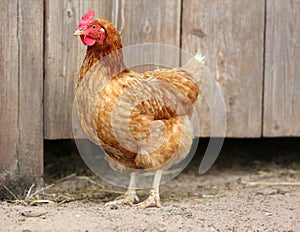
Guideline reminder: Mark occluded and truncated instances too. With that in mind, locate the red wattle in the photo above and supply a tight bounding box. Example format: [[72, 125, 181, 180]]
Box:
[[83, 36, 96, 46]]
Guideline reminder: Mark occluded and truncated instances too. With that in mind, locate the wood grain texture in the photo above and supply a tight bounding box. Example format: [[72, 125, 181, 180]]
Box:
[[182, 0, 265, 137], [18, 0, 44, 179], [44, 0, 113, 139], [0, 0, 43, 184], [112, 0, 181, 71], [111, 0, 181, 46], [0, 0, 19, 183], [263, 0, 300, 136]]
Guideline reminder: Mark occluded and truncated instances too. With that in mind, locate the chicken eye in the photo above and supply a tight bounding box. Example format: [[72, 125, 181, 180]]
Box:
[[92, 25, 97, 29]]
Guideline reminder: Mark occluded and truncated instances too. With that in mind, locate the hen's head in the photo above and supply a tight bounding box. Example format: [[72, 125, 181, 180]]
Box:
[[74, 10, 122, 51]]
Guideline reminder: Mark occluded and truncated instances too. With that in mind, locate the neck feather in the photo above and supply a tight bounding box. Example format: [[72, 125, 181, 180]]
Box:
[[77, 42, 127, 88]]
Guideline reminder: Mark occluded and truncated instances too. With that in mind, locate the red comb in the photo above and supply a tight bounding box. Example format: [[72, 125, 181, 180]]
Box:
[[82, 10, 95, 20], [78, 10, 95, 28]]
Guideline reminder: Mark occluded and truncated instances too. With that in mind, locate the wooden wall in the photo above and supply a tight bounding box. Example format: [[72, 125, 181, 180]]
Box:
[[0, 0, 43, 185], [264, 0, 300, 136], [43, 0, 300, 139], [182, 0, 265, 137], [1, 0, 300, 184]]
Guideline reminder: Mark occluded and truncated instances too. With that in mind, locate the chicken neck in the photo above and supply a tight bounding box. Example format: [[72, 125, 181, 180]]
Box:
[[77, 42, 128, 88]]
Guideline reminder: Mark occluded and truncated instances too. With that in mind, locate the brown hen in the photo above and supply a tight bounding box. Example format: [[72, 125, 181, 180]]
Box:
[[74, 10, 205, 208]]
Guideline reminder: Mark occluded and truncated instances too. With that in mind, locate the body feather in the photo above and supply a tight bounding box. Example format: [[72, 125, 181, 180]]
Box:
[[75, 17, 204, 172]]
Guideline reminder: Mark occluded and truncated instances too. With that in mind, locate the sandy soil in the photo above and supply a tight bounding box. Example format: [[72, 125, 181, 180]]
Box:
[[1, 139, 300, 231]]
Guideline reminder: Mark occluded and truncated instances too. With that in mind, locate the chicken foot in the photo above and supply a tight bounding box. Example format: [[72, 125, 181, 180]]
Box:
[[136, 170, 163, 208], [105, 170, 163, 208], [105, 172, 139, 206]]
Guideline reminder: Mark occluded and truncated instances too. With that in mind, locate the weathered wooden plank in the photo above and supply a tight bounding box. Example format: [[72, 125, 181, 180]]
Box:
[[0, 0, 44, 186], [264, 0, 300, 136], [44, 0, 113, 139], [0, 0, 19, 184], [112, 0, 181, 46], [17, 0, 44, 180], [112, 0, 181, 72], [182, 0, 265, 137]]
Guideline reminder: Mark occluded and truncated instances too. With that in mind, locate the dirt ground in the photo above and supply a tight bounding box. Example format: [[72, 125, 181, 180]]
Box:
[[1, 139, 300, 231]]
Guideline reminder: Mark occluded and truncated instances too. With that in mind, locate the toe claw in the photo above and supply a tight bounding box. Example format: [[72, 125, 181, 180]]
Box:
[[105, 192, 139, 207], [136, 192, 162, 208]]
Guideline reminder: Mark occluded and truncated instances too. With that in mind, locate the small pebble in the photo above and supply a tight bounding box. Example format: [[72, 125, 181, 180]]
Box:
[[110, 205, 118, 210]]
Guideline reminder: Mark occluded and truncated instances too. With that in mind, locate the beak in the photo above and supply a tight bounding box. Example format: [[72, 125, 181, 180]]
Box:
[[74, 29, 84, 36]]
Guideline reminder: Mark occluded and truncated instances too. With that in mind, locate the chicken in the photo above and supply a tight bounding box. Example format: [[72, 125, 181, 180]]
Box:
[[74, 10, 205, 208]]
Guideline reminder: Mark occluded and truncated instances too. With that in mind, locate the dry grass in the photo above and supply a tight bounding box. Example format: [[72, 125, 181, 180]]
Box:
[[3, 173, 125, 206]]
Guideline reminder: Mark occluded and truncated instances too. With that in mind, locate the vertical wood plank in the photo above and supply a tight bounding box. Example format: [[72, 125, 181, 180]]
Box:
[[111, 0, 181, 71], [264, 0, 300, 136], [0, 0, 19, 183], [111, 0, 181, 46], [44, 0, 113, 139], [182, 0, 265, 137], [18, 0, 44, 179], [0, 0, 44, 186]]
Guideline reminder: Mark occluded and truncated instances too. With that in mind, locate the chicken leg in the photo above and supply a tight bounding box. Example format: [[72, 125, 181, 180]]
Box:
[[136, 170, 163, 208], [105, 172, 139, 206]]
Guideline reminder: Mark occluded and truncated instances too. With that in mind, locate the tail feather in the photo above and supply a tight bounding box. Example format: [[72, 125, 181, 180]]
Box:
[[194, 52, 205, 64], [182, 52, 206, 84]]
